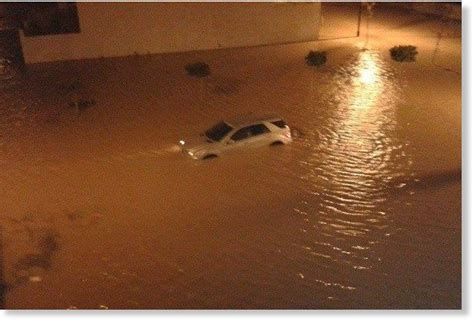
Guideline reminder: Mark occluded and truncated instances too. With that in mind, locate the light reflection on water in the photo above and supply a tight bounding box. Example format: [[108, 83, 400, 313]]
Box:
[[293, 50, 410, 296]]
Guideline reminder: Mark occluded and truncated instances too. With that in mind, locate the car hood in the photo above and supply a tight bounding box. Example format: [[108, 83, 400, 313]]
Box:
[[180, 135, 217, 152]]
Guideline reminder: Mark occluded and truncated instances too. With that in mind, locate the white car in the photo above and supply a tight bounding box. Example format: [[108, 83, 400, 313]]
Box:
[[179, 115, 292, 160]]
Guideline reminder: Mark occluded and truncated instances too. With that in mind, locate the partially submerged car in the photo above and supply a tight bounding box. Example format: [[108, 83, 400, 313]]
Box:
[[179, 115, 292, 160]]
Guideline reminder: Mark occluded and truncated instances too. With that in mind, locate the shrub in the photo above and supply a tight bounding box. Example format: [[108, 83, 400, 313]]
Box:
[[305, 51, 327, 67], [185, 62, 210, 77], [390, 45, 418, 62]]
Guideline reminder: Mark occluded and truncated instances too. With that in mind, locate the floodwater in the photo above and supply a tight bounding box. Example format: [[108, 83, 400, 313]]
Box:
[[0, 6, 461, 309]]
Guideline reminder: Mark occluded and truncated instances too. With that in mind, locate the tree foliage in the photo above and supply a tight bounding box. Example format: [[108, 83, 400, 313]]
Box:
[[185, 62, 210, 77], [305, 51, 327, 67], [390, 45, 418, 62]]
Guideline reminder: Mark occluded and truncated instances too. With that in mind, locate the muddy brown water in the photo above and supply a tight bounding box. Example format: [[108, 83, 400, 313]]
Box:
[[0, 35, 461, 309]]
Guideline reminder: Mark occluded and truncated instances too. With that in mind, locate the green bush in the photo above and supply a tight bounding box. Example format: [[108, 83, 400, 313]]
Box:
[[390, 45, 418, 62], [305, 51, 327, 67], [185, 62, 210, 77]]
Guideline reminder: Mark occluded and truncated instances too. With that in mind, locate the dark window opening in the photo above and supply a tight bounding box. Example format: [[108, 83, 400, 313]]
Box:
[[22, 2, 80, 37]]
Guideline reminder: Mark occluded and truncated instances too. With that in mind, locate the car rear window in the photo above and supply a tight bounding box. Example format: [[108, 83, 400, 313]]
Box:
[[271, 120, 287, 128]]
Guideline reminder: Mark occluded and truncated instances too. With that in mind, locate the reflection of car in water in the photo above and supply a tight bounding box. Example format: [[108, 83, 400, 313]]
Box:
[[179, 115, 292, 160]]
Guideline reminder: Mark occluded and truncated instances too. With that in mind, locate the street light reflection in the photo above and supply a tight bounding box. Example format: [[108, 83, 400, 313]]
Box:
[[359, 67, 377, 85], [298, 50, 407, 274], [357, 50, 379, 86]]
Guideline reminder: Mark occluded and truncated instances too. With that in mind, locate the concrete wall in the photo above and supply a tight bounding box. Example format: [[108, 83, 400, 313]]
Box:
[[20, 2, 321, 64], [395, 2, 461, 20]]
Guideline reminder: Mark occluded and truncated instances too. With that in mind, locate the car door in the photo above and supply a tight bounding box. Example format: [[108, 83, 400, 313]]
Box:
[[246, 123, 272, 147], [225, 126, 253, 150], [225, 123, 272, 151]]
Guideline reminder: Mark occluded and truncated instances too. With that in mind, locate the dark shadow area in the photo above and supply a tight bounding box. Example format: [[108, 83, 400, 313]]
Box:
[[412, 169, 461, 190], [0, 228, 5, 309], [391, 169, 461, 193], [10, 229, 60, 290]]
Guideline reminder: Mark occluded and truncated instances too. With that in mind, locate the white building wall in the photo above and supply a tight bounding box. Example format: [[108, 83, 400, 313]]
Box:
[[20, 2, 321, 64]]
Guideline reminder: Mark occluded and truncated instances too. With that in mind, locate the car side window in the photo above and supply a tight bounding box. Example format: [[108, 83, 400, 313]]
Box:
[[231, 127, 251, 141], [249, 124, 270, 136], [230, 124, 270, 141]]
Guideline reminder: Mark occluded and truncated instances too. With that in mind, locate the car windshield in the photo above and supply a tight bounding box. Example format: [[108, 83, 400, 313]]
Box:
[[205, 121, 233, 141]]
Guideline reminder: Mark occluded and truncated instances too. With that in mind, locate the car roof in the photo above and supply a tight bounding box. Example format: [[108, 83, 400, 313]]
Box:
[[225, 114, 283, 128]]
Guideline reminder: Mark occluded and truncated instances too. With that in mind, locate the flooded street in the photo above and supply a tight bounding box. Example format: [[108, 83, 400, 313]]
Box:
[[0, 5, 461, 309]]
